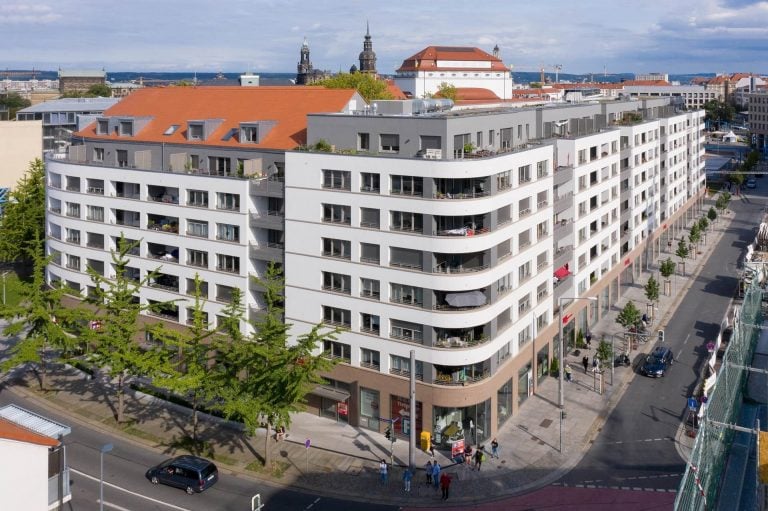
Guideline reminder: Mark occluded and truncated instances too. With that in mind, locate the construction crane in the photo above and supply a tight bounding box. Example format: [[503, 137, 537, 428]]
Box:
[[552, 64, 562, 84]]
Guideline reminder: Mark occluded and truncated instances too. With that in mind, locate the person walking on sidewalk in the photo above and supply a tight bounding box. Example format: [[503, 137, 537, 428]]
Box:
[[379, 459, 388, 484], [473, 446, 484, 471], [403, 466, 413, 492], [425, 460, 433, 485], [586, 331, 592, 348], [491, 438, 499, 458], [582, 355, 590, 373], [432, 461, 441, 490], [565, 364, 573, 382], [440, 471, 452, 500]]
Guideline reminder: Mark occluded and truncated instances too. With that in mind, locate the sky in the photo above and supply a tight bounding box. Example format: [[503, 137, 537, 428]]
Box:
[[2, 0, 767, 75]]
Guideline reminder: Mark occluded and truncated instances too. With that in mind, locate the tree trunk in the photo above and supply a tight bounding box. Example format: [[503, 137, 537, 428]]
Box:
[[116, 373, 125, 423], [39, 350, 48, 391], [264, 423, 272, 468], [192, 401, 199, 444]]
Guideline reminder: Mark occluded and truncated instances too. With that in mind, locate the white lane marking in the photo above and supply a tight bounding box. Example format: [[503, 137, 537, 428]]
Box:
[[683, 333, 691, 345], [99, 500, 132, 511], [71, 468, 193, 511], [306, 497, 321, 509]]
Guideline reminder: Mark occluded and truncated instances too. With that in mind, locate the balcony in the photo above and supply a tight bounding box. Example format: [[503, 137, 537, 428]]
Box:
[[249, 210, 284, 230], [147, 185, 180, 205], [433, 177, 489, 199], [433, 289, 488, 311], [249, 241, 284, 261], [434, 214, 489, 237], [434, 325, 488, 348], [433, 252, 489, 274], [433, 362, 490, 385], [147, 301, 180, 321], [250, 176, 284, 197], [48, 468, 71, 507], [149, 273, 180, 292], [147, 243, 179, 263], [147, 215, 179, 234]]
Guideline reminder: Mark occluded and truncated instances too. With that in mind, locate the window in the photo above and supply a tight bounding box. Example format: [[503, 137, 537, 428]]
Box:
[[389, 246, 420, 269], [358, 133, 370, 151], [496, 170, 512, 191], [488, 130, 495, 146], [66, 202, 80, 218], [163, 124, 180, 136], [322, 238, 351, 259], [360, 208, 380, 228], [323, 306, 351, 327], [518, 165, 531, 184], [322, 169, 351, 191], [217, 193, 240, 211], [93, 147, 104, 162], [420, 135, 441, 150], [241, 125, 259, 143], [360, 243, 380, 264], [537, 160, 549, 178], [116, 150, 128, 168], [186, 278, 208, 297], [518, 261, 531, 283], [391, 319, 422, 341], [360, 347, 380, 368], [87, 232, 104, 249], [216, 223, 240, 242], [323, 272, 351, 294], [119, 121, 133, 136], [188, 123, 203, 140], [65, 228, 80, 244], [188, 249, 208, 268], [380, 134, 400, 152], [390, 211, 422, 232], [518, 294, 531, 315], [360, 172, 380, 193], [518, 325, 531, 348], [66, 254, 80, 270], [216, 254, 240, 273], [209, 157, 232, 176], [322, 204, 350, 224], [391, 175, 423, 196], [360, 278, 380, 299], [391, 283, 423, 306], [518, 229, 531, 249], [187, 220, 208, 238], [188, 154, 200, 170], [97, 120, 108, 135], [391, 355, 423, 378], [360, 315, 380, 335], [323, 339, 351, 361], [187, 190, 208, 207], [216, 284, 235, 302], [537, 221, 548, 240], [86, 205, 104, 222]]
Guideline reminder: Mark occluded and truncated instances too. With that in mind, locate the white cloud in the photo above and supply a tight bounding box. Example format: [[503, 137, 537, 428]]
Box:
[[0, 3, 61, 24]]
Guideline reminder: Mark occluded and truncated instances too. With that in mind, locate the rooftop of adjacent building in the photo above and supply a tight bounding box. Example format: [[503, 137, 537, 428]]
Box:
[[18, 97, 121, 114], [0, 404, 70, 447], [396, 46, 509, 73], [58, 69, 107, 78]]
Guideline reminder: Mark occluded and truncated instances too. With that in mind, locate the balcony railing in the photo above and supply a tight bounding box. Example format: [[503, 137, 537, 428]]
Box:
[[432, 262, 489, 274], [389, 368, 424, 381], [48, 469, 71, 506], [433, 371, 490, 386]]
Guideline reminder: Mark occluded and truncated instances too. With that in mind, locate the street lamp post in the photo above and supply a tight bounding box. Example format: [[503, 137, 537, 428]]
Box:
[[99, 443, 113, 511], [2, 271, 9, 305], [557, 296, 597, 453]]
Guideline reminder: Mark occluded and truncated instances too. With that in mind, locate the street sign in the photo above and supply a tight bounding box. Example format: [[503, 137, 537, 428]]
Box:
[[402, 418, 410, 435], [305, 438, 311, 449], [688, 397, 698, 411]]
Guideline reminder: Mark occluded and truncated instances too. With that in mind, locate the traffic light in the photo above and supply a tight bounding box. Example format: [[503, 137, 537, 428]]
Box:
[[658, 330, 665, 343], [384, 427, 391, 440]]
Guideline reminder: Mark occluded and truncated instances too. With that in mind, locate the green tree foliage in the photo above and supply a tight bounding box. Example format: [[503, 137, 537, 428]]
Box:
[[0, 159, 46, 263], [316, 73, 393, 102], [707, 206, 718, 222], [616, 300, 641, 331], [645, 275, 660, 305], [435, 82, 457, 101], [595, 338, 612, 368], [84, 235, 171, 423], [676, 239, 689, 260], [0, 92, 31, 117], [150, 274, 215, 443], [0, 236, 86, 390], [660, 258, 676, 280], [86, 83, 112, 97], [698, 217, 709, 233], [703, 99, 735, 125], [728, 172, 745, 186]]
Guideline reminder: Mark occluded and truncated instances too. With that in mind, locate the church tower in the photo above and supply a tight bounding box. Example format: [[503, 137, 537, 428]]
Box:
[[358, 22, 377, 75], [296, 37, 313, 85]]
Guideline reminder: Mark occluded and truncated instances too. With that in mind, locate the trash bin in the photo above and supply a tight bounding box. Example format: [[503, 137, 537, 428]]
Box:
[[420, 431, 431, 451]]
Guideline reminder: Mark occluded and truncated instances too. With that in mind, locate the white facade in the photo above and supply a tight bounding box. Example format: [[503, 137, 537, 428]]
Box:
[[0, 438, 51, 511], [394, 70, 516, 100], [285, 147, 554, 379], [622, 85, 718, 109]]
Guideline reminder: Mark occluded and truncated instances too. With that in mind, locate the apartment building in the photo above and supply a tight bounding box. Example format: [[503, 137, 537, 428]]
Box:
[[46, 86, 705, 446], [46, 86, 363, 335], [749, 91, 768, 153]]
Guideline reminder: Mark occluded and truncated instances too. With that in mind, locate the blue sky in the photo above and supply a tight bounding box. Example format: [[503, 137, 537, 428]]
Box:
[[2, 0, 767, 75]]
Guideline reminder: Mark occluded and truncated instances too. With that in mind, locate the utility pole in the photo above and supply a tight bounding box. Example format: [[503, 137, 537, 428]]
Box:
[[409, 349, 416, 469]]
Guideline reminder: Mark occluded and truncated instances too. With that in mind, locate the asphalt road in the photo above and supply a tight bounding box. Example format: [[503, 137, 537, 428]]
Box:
[[560, 185, 766, 491]]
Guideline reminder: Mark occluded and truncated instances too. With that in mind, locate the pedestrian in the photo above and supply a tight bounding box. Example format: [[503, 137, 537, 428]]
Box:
[[592, 357, 599, 373], [582, 355, 590, 373], [379, 459, 388, 484], [565, 364, 573, 382], [585, 331, 592, 348], [440, 471, 452, 500], [403, 466, 413, 492], [428, 443, 435, 460], [473, 446, 484, 471], [425, 460, 433, 485], [491, 438, 499, 459], [464, 444, 473, 466], [432, 461, 441, 489]]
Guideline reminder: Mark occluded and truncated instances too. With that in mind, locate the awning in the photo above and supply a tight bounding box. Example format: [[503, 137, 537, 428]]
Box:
[[554, 266, 570, 279], [0, 404, 71, 438], [311, 386, 351, 402], [445, 290, 487, 308]]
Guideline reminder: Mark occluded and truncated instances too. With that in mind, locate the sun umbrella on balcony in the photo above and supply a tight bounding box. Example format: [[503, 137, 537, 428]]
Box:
[[445, 290, 487, 308]]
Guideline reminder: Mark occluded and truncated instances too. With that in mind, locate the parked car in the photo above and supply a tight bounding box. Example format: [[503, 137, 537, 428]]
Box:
[[146, 455, 218, 494], [747, 178, 757, 188], [640, 346, 674, 377]]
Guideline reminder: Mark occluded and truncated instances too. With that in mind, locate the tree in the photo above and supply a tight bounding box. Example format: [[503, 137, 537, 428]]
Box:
[[728, 172, 745, 187], [435, 82, 457, 102], [84, 235, 171, 423], [86, 83, 112, 97], [316, 73, 393, 102], [0, 159, 46, 263], [0, 236, 85, 390], [703, 99, 735, 128], [689, 225, 701, 258], [698, 217, 709, 233], [645, 275, 659, 306], [595, 338, 612, 369], [660, 258, 676, 296], [216, 263, 340, 468], [707, 206, 718, 223], [150, 274, 215, 443], [0, 92, 31, 117], [676, 239, 689, 276], [616, 301, 641, 332]]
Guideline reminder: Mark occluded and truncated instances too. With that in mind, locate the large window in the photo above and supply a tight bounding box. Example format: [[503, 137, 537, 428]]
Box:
[[217, 193, 240, 211], [323, 340, 351, 361], [322, 204, 351, 224], [360, 313, 380, 334], [188, 249, 208, 268], [391, 320, 423, 342], [390, 211, 423, 232], [187, 220, 209, 238], [86, 205, 104, 222], [322, 238, 351, 259], [391, 355, 424, 378], [391, 283, 423, 307], [322, 169, 351, 191], [360, 243, 380, 264], [360, 348, 380, 369], [209, 157, 232, 176], [216, 254, 240, 273], [380, 134, 400, 152], [360, 208, 380, 229], [323, 307, 351, 328], [322, 271, 351, 294], [188, 190, 208, 207], [360, 172, 380, 193], [360, 278, 380, 299], [216, 223, 240, 242], [391, 175, 423, 196]]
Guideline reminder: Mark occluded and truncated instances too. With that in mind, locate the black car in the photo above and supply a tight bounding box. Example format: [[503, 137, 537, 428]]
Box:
[[640, 346, 674, 377], [146, 455, 218, 494]]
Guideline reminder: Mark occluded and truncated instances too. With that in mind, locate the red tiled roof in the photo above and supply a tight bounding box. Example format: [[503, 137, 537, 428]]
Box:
[[397, 46, 508, 72], [384, 79, 408, 100], [77, 86, 360, 149], [443, 88, 500, 101], [0, 418, 60, 447]]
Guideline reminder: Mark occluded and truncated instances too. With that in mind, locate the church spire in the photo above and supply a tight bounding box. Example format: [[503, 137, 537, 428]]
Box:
[[358, 22, 377, 75]]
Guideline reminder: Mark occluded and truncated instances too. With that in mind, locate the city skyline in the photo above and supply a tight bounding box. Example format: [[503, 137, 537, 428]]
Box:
[[1, 0, 767, 76]]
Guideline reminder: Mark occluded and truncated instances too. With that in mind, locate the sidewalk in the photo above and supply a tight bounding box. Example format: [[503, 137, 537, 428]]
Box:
[[4, 199, 730, 507]]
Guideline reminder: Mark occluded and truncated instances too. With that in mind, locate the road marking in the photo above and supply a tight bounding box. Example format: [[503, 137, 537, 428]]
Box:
[[683, 333, 691, 345], [71, 468, 193, 511], [306, 497, 321, 509], [99, 500, 132, 511]]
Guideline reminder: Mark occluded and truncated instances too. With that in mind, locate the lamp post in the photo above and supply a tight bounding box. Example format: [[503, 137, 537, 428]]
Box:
[[99, 443, 113, 511], [557, 296, 597, 453], [1, 271, 9, 305]]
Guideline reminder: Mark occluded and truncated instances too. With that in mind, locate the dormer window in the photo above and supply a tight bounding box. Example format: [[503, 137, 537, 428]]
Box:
[[97, 120, 109, 135], [241, 125, 259, 143], [119, 121, 133, 136], [188, 123, 204, 140], [163, 124, 180, 136]]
